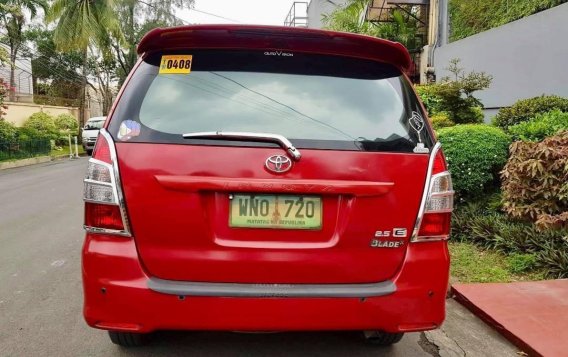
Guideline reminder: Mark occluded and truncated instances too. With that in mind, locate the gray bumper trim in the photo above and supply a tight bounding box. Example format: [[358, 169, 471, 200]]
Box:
[[148, 278, 396, 298]]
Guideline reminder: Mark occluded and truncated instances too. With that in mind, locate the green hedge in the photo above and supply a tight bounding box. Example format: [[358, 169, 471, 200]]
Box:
[[493, 95, 568, 129], [438, 124, 511, 198], [508, 110, 568, 142]]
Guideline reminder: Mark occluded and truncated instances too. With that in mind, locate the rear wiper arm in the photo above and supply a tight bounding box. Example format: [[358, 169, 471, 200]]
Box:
[[182, 131, 301, 161]]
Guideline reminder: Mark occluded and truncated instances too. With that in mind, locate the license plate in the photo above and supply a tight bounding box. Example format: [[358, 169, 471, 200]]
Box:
[[229, 194, 322, 230]]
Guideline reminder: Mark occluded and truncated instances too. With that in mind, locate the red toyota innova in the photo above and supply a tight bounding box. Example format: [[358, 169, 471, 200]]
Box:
[[82, 25, 454, 347]]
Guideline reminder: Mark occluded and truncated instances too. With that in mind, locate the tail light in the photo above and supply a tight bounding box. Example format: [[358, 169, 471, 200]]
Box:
[[411, 143, 454, 242], [83, 129, 130, 236]]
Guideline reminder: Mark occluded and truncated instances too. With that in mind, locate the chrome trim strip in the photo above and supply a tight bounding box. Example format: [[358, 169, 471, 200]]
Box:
[[410, 142, 442, 243], [101, 128, 132, 236], [148, 277, 396, 298], [182, 131, 302, 161], [84, 225, 132, 237]]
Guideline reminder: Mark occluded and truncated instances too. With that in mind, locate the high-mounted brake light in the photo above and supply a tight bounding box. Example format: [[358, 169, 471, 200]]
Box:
[[83, 129, 131, 236], [411, 143, 454, 242]]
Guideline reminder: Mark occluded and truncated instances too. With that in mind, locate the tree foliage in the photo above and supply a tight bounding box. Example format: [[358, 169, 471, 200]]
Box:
[[449, 0, 568, 42], [24, 27, 83, 101], [111, 0, 194, 85], [0, 0, 48, 100], [322, 0, 424, 51]]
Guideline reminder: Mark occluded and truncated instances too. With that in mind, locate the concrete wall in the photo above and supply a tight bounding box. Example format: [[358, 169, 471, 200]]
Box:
[[307, 0, 349, 29], [4, 102, 79, 127], [434, 3, 568, 121]]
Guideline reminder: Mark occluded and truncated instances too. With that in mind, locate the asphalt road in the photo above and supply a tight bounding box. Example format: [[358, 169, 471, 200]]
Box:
[[0, 158, 437, 356]]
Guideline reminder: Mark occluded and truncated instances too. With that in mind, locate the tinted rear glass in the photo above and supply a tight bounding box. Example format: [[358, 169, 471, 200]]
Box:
[[108, 50, 432, 152]]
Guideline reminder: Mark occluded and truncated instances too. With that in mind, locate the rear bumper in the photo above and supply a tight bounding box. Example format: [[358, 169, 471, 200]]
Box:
[[82, 235, 449, 333]]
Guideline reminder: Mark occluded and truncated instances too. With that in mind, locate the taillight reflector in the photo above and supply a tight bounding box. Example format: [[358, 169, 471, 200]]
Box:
[[85, 202, 125, 231], [417, 212, 451, 237], [83, 129, 130, 236], [412, 144, 454, 242]]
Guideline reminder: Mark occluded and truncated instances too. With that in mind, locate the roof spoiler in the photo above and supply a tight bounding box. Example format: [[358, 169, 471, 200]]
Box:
[[137, 25, 413, 73]]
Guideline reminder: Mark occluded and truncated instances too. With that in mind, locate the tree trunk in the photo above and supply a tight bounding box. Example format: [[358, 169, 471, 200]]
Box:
[[9, 48, 17, 102], [79, 47, 88, 131]]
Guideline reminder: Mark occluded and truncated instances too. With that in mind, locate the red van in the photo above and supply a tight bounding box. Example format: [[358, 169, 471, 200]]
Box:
[[82, 25, 453, 347]]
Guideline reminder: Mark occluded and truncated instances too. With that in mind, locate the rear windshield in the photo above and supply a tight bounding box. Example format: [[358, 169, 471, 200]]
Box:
[[108, 50, 432, 152]]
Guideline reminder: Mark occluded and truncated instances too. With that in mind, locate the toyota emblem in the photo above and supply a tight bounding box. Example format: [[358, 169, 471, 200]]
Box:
[[265, 155, 293, 173]]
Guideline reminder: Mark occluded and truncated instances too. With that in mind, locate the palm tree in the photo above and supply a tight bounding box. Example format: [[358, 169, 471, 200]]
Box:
[[0, 0, 48, 101], [47, 0, 122, 127]]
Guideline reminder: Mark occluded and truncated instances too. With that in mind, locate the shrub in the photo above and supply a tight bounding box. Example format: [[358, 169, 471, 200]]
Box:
[[508, 110, 568, 142], [430, 112, 454, 130], [0, 120, 18, 142], [0, 79, 8, 120], [501, 131, 568, 230], [452, 202, 568, 278], [438, 124, 510, 198], [22, 112, 58, 140], [416, 59, 491, 124], [54, 113, 79, 132], [415, 85, 443, 116], [54, 113, 79, 146], [493, 95, 568, 129]]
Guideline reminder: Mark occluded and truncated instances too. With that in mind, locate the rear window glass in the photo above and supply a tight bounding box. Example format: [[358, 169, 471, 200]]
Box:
[[108, 50, 432, 152]]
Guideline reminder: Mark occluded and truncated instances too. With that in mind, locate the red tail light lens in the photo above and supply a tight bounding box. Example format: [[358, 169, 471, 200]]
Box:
[[92, 133, 111, 164], [85, 202, 125, 231], [412, 144, 454, 242], [83, 129, 130, 236], [417, 212, 451, 237]]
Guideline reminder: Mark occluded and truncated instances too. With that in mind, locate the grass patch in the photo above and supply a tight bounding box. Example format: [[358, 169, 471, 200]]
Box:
[[50, 145, 85, 157], [449, 242, 546, 283]]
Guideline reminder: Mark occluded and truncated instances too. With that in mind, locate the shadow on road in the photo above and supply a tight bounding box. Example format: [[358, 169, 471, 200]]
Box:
[[111, 331, 405, 356]]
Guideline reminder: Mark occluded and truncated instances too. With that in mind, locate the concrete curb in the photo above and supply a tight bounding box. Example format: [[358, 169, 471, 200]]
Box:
[[0, 153, 88, 171], [0, 156, 52, 170]]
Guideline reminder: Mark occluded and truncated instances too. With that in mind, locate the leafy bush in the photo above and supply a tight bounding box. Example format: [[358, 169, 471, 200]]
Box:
[[0, 120, 18, 142], [415, 85, 443, 116], [430, 112, 455, 130], [452, 202, 568, 278], [22, 112, 58, 140], [501, 130, 568, 229], [508, 110, 568, 142], [54, 113, 79, 145], [54, 113, 79, 132], [493, 95, 568, 129], [438, 124, 510, 198]]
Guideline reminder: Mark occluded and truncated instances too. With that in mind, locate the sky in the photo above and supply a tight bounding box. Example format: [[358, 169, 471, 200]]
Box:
[[179, 0, 304, 26]]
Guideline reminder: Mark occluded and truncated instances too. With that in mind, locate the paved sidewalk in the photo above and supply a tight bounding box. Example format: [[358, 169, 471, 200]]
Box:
[[453, 280, 568, 357], [424, 299, 521, 357]]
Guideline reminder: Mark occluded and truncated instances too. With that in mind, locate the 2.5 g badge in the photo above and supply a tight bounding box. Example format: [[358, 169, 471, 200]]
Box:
[[159, 55, 193, 74]]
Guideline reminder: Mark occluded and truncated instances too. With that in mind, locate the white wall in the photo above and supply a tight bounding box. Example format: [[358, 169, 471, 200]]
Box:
[[434, 3, 568, 120]]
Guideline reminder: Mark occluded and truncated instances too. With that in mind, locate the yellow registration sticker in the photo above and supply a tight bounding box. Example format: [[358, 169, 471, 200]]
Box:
[[159, 55, 192, 74]]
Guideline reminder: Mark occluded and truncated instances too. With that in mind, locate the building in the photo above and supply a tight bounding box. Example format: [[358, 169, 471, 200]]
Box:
[[0, 45, 34, 103]]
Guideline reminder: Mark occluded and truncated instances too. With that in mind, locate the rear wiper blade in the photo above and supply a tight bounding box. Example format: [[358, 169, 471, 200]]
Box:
[[182, 131, 301, 161]]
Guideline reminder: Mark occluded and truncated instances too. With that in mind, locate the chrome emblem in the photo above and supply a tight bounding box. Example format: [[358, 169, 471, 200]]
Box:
[[265, 155, 292, 173]]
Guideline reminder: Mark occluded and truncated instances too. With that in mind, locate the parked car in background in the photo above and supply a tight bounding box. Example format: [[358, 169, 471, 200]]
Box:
[[82, 25, 454, 348], [82, 116, 105, 155]]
